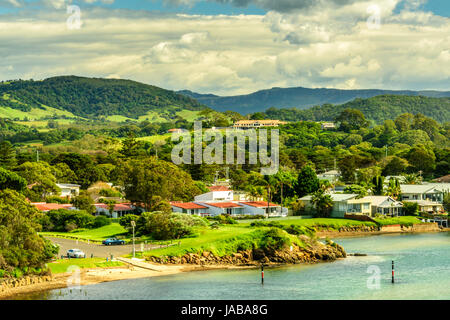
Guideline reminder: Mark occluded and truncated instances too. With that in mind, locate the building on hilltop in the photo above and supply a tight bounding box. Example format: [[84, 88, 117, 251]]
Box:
[[233, 120, 287, 129]]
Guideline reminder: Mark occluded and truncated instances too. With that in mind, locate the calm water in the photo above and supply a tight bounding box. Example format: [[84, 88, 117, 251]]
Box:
[[18, 232, 450, 300]]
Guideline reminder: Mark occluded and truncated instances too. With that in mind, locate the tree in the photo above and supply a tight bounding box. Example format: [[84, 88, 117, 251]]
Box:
[[386, 177, 401, 199], [407, 145, 436, 176], [311, 188, 333, 218], [295, 166, 320, 198], [72, 192, 96, 214], [403, 202, 419, 216], [117, 157, 201, 211], [344, 184, 368, 198], [382, 156, 408, 176], [335, 108, 369, 132], [15, 162, 60, 201], [0, 167, 26, 192], [372, 175, 384, 196], [443, 192, 450, 213], [0, 189, 57, 272], [0, 141, 16, 169]]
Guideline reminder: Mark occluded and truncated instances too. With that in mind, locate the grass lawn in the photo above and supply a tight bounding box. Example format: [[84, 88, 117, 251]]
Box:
[[141, 225, 260, 258], [239, 217, 378, 229], [136, 133, 171, 143], [47, 258, 123, 274], [373, 216, 424, 226], [40, 223, 128, 243]]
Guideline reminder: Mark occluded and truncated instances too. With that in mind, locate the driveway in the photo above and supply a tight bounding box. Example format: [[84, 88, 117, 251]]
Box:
[[46, 237, 159, 258]]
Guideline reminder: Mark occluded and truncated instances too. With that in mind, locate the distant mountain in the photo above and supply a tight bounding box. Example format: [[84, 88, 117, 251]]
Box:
[[178, 86, 450, 114], [0, 76, 207, 120], [264, 95, 450, 124]]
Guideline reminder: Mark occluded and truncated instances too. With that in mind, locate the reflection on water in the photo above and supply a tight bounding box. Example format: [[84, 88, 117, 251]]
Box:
[[12, 232, 450, 300]]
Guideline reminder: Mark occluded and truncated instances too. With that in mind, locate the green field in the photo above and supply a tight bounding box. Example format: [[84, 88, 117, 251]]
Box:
[[0, 104, 77, 120], [176, 110, 202, 122], [40, 223, 128, 243], [373, 216, 424, 226], [240, 217, 377, 229], [47, 258, 124, 274], [136, 133, 171, 144]]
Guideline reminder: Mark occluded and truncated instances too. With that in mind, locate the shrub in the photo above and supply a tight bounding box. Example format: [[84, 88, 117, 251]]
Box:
[[209, 214, 238, 225], [403, 202, 419, 216], [93, 215, 111, 228], [260, 228, 291, 252], [39, 209, 96, 232], [119, 214, 140, 231]]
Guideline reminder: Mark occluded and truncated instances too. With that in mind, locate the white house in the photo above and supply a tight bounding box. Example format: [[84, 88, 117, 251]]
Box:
[[400, 184, 447, 203], [56, 183, 80, 198], [171, 202, 210, 216], [362, 196, 403, 216], [194, 186, 233, 202], [300, 193, 372, 218]]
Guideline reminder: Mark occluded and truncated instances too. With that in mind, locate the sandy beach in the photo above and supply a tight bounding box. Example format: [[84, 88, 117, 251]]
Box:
[[0, 261, 253, 300]]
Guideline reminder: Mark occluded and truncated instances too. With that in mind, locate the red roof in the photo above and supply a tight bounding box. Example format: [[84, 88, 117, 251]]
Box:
[[205, 202, 242, 208], [171, 202, 208, 210], [32, 203, 73, 211], [208, 186, 231, 192], [239, 201, 279, 208]]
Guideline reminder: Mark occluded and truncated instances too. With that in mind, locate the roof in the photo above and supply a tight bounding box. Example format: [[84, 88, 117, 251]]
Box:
[[32, 203, 73, 211], [204, 202, 243, 208], [400, 184, 440, 194], [433, 175, 450, 183], [362, 196, 402, 207], [403, 200, 444, 206], [56, 183, 81, 188], [300, 193, 358, 202], [207, 186, 231, 192], [239, 201, 279, 208], [170, 202, 208, 210]]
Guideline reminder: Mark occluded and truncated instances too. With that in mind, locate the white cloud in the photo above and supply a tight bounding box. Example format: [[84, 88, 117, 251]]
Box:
[[0, 2, 448, 95]]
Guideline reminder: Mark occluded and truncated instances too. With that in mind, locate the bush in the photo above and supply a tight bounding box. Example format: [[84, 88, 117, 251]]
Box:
[[403, 202, 419, 216], [38, 209, 96, 232], [137, 212, 208, 240], [260, 228, 291, 252], [93, 215, 111, 228], [209, 214, 238, 225], [119, 214, 140, 231]]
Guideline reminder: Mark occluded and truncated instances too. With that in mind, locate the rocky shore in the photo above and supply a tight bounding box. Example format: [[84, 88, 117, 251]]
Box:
[[146, 236, 346, 266]]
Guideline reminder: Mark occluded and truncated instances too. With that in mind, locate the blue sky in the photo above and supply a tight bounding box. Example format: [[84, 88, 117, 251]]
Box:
[[0, 0, 448, 94]]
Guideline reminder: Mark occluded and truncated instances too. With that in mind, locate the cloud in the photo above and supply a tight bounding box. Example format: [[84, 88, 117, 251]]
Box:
[[0, 3, 448, 96]]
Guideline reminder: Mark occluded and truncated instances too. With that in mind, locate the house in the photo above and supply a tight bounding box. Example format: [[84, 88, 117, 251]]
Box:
[[362, 196, 403, 217], [233, 190, 264, 202], [56, 183, 80, 198], [402, 200, 444, 215], [321, 122, 336, 130], [167, 128, 185, 134], [299, 193, 372, 218], [199, 202, 246, 216], [94, 203, 137, 218], [317, 170, 341, 183], [32, 202, 75, 212], [400, 184, 446, 203], [194, 186, 233, 202], [233, 120, 287, 129], [239, 201, 287, 217], [171, 202, 210, 216]]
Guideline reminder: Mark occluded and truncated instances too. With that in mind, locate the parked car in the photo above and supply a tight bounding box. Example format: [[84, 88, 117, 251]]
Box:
[[102, 238, 126, 246], [67, 249, 86, 258]]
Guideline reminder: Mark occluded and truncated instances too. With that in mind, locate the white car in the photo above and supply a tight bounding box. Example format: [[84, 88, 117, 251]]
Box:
[[67, 249, 86, 258]]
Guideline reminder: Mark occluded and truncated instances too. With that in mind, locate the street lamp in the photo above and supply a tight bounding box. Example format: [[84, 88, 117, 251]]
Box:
[[131, 220, 136, 259]]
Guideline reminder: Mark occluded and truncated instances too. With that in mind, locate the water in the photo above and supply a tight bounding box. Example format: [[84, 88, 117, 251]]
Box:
[[17, 232, 450, 300]]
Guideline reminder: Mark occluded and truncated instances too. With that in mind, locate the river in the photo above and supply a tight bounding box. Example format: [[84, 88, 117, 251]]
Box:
[[17, 232, 450, 300]]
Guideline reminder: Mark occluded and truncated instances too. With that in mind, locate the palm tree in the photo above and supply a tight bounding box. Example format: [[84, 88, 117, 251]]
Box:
[[386, 177, 401, 199], [311, 188, 334, 218]]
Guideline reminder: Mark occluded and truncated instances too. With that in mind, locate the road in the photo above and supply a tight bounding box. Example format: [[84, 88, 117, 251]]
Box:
[[46, 237, 156, 258]]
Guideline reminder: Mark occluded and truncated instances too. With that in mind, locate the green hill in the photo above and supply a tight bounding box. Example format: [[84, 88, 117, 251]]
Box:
[[0, 76, 207, 120], [264, 95, 450, 124]]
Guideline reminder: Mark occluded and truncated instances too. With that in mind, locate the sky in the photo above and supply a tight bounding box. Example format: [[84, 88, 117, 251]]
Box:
[[0, 0, 449, 95]]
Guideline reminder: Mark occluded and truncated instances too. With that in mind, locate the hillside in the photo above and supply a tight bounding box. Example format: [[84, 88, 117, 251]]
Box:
[[263, 95, 450, 124], [0, 76, 207, 120], [179, 87, 450, 114]]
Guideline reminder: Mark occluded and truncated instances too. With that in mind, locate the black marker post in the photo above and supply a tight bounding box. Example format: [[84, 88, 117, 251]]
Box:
[[261, 264, 264, 285], [392, 261, 395, 284]]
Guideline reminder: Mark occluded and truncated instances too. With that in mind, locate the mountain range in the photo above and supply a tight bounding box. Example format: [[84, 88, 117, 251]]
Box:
[[178, 87, 450, 114]]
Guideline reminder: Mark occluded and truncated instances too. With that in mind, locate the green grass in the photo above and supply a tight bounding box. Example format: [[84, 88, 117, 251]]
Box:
[[176, 110, 201, 122], [373, 216, 424, 226], [136, 133, 171, 143], [0, 104, 77, 120], [106, 115, 137, 122], [142, 225, 259, 258], [40, 223, 128, 243], [240, 218, 377, 230], [47, 258, 124, 274]]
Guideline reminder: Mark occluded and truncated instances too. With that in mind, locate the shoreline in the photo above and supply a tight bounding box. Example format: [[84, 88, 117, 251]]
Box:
[[2, 227, 448, 299], [0, 262, 255, 300]]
